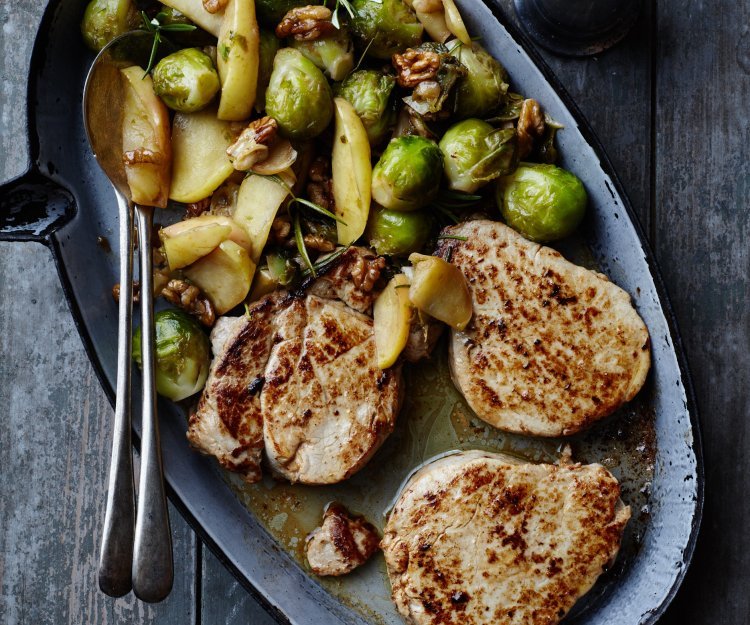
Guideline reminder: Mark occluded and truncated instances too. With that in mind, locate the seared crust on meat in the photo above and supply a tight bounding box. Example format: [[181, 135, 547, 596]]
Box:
[[381, 450, 630, 625], [187, 293, 289, 482], [437, 220, 650, 437], [306, 503, 380, 576], [263, 295, 402, 484]]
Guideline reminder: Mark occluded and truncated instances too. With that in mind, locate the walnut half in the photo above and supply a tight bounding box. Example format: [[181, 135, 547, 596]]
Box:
[[276, 5, 336, 41], [226, 116, 279, 171], [161, 279, 216, 327], [392, 47, 441, 88]]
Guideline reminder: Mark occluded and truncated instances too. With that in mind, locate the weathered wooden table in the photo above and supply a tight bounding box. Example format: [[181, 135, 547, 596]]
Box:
[[1, 1, 748, 623]]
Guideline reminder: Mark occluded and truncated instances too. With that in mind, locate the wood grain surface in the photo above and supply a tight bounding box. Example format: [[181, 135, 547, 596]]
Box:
[[1, 0, 748, 623]]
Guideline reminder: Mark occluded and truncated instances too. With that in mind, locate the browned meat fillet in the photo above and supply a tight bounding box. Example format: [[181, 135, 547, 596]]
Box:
[[306, 502, 380, 576], [436, 220, 650, 437], [187, 293, 287, 482], [263, 295, 402, 483], [187, 248, 402, 484], [381, 450, 630, 625]]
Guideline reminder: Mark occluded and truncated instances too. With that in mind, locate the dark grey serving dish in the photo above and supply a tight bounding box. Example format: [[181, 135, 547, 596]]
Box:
[[0, 1, 703, 623]]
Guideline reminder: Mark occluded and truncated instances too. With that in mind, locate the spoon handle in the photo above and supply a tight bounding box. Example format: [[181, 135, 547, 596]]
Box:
[[132, 205, 173, 603], [98, 190, 135, 598]]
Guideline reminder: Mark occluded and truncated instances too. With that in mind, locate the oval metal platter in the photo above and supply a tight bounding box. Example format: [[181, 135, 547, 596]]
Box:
[[1, 0, 703, 623]]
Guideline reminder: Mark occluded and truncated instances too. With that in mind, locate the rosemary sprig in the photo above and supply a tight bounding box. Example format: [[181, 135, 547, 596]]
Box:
[[331, 0, 355, 29], [293, 210, 316, 277], [437, 234, 468, 241], [140, 11, 197, 75], [259, 173, 347, 225], [300, 245, 350, 278]]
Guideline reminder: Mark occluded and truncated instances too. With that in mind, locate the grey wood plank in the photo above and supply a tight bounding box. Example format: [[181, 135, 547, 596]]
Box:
[[199, 545, 277, 625], [651, 2, 750, 623], [0, 241, 197, 625]]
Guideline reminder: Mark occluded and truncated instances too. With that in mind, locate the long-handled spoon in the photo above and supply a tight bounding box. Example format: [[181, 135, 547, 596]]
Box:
[[83, 30, 172, 602]]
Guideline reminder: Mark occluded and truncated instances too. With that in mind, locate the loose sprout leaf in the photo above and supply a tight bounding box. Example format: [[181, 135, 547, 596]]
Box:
[[294, 210, 316, 277]]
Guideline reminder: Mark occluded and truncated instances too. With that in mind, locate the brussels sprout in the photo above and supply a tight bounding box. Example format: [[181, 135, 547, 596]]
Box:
[[337, 70, 396, 145], [257, 30, 281, 112], [152, 48, 221, 113], [496, 163, 587, 242], [256, 0, 321, 26], [81, 0, 139, 52], [401, 42, 467, 119], [292, 30, 354, 81], [371, 136, 442, 211], [133, 309, 210, 401], [439, 119, 518, 193], [350, 0, 423, 59], [367, 205, 431, 255], [450, 40, 509, 119], [265, 48, 334, 140]]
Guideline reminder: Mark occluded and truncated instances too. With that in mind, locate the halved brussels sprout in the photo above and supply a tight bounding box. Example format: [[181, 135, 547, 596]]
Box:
[[367, 205, 431, 256], [439, 119, 518, 193], [371, 136, 443, 211], [81, 0, 139, 52], [450, 40, 509, 119], [496, 163, 587, 242], [265, 48, 333, 139], [350, 0, 423, 59], [292, 30, 354, 81], [152, 48, 221, 113], [336, 70, 397, 145], [133, 309, 210, 401]]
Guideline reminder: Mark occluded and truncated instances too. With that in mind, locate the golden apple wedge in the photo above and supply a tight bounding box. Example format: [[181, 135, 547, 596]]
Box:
[[332, 97, 371, 245], [374, 273, 412, 369], [217, 0, 259, 120]]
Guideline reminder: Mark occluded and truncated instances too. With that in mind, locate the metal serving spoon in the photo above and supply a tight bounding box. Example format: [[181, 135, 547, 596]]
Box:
[[83, 30, 173, 603]]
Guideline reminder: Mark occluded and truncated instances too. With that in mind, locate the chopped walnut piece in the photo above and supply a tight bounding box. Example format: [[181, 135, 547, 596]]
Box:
[[185, 197, 211, 218], [112, 281, 141, 303], [304, 234, 335, 252], [123, 148, 164, 166], [226, 116, 279, 171], [517, 98, 546, 159], [270, 214, 293, 245], [276, 5, 336, 40], [392, 47, 441, 88], [161, 279, 216, 327], [202, 0, 228, 13], [351, 255, 387, 293], [306, 155, 335, 211]]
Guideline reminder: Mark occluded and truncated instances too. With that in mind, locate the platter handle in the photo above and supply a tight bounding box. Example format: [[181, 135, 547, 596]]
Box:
[[0, 168, 76, 243]]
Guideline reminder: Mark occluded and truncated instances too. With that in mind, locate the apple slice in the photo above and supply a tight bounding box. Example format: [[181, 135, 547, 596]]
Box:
[[160, 214, 253, 269], [442, 0, 471, 45], [217, 0, 260, 120], [160, 220, 232, 270], [373, 273, 412, 369], [233, 169, 295, 264], [184, 240, 256, 314], [169, 108, 235, 203], [408, 253, 472, 330], [120, 65, 171, 208], [332, 97, 372, 245], [160, 0, 224, 36]]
